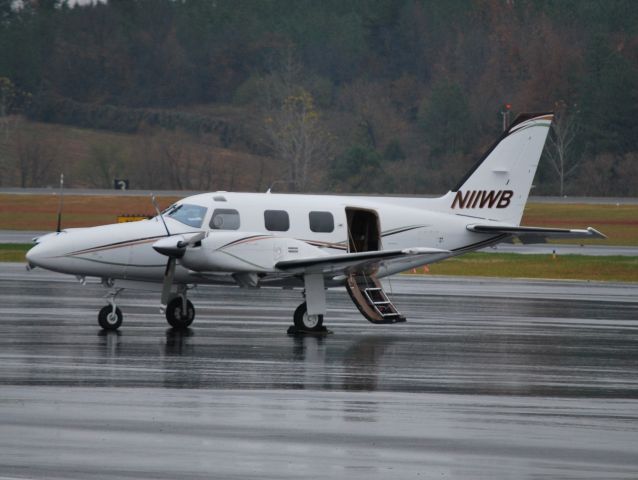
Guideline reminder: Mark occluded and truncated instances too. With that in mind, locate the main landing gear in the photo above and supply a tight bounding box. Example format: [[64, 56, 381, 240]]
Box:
[[97, 287, 196, 331], [287, 274, 330, 335], [293, 302, 324, 331], [164, 295, 195, 329]]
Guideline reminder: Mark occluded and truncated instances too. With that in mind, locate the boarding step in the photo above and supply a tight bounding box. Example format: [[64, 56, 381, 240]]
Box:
[[345, 274, 406, 324], [363, 288, 402, 318]]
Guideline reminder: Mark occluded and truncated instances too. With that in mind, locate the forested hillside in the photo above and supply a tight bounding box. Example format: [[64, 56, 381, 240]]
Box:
[[1, 0, 637, 195]]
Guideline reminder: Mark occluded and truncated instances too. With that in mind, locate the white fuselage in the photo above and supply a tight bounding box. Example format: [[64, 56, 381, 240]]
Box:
[[26, 191, 499, 287]]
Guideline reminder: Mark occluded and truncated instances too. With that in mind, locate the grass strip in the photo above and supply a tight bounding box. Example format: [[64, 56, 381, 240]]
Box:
[[407, 252, 638, 283], [522, 203, 638, 246], [1, 196, 637, 246], [0, 243, 30, 262], [0, 194, 179, 231]]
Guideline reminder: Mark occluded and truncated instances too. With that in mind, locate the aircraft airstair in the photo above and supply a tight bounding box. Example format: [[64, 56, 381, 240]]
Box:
[[345, 273, 406, 324]]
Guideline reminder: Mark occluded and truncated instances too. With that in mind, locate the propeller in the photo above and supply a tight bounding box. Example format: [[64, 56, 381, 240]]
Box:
[[149, 193, 176, 306], [153, 232, 206, 307], [149, 194, 208, 307]]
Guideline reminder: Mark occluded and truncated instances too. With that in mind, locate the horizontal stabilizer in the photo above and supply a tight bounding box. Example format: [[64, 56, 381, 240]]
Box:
[[467, 224, 606, 244]]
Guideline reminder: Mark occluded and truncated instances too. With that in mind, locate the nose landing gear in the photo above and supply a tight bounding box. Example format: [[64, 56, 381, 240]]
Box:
[[98, 288, 124, 331], [98, 305, 122, 330]]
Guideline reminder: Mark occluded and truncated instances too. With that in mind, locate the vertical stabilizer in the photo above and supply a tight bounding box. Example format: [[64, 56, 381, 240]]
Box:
[[440, 113, 553, 225]]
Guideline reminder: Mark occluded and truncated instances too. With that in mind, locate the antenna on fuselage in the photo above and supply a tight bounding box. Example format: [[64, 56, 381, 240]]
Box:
[[55, 173, 64, 233], [151, 193, 171, 236]]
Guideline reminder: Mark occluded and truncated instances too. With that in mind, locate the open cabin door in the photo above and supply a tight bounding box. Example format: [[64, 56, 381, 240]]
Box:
[[346, 207, 380, 253], [344, 207, 405, 324]]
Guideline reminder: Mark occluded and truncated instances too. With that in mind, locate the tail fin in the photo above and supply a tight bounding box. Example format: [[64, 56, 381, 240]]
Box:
[[440, 112, 553, 225]]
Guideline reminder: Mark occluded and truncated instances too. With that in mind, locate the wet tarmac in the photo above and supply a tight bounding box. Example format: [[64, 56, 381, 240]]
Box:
[[1, 264, 637, 479]]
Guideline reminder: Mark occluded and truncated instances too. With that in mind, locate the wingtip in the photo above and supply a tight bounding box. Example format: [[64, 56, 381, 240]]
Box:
[[587, 227, 607, 239]]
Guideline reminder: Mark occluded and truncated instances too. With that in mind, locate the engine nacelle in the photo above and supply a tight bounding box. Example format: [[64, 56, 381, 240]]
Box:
[[179, 231, 327, 273]]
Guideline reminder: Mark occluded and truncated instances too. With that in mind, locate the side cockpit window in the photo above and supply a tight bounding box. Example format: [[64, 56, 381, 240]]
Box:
[[210, 209, 240, 230], [166, 204, 208, 228]]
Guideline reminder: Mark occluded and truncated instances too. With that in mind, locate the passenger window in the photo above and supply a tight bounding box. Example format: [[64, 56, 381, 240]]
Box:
[[309, 211, 334, 233], [264, 210, 289, 231], [210, 209, 240, 230]]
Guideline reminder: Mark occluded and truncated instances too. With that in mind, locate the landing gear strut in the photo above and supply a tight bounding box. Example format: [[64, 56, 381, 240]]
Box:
[[98, 288, 123, 331]]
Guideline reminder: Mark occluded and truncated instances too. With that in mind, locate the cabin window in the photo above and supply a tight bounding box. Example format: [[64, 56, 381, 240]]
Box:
[[166, 203, 207, 228], [210, 209, 240, 230], [309, 211, 334, 233], [264, 210, 289, 231]]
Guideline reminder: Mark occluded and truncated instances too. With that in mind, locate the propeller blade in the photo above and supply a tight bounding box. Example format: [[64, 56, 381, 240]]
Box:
[[151, 193, 171, 237], [161, 257, 176, 306], [185, 231, 206, 245]]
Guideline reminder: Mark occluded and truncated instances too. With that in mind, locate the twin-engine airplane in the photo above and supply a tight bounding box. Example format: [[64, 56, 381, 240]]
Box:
[[26, 113, 605, 332]]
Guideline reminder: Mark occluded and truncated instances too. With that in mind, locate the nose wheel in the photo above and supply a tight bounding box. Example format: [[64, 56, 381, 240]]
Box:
[[98, 305, 123, 330], [98, 288, 124, 331]]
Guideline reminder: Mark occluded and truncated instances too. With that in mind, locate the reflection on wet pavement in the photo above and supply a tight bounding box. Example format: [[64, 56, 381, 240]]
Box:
[[1, 265, 637, 479]]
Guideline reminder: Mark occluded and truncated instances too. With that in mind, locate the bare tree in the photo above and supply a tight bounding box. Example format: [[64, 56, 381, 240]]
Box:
[[161, 138, 193, 190], [264, 89, 332, 192], [0, 77, 18, 185], [14, 131, 59, 187], [196, 153, 216, 191], [83, 143, 125, 188], [546, 109, 580, 196], [258, 47, 335, 192]]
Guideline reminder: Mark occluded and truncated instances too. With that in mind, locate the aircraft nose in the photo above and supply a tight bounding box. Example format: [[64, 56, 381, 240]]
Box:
[[26, 242, 46, 268], [26, 235, 65, 270]]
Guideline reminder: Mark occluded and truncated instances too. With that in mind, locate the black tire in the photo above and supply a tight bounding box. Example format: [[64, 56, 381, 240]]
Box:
[[166, 297, 195, 329], [293, 302, 323, 331], [98, 305, 123, 331]]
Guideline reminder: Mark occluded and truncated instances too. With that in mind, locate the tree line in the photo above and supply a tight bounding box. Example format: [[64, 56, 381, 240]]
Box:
[[1, 0, 637, 195]]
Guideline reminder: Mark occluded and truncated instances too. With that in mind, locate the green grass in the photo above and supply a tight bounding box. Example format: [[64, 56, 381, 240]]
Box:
[[407, 253, 638, 282], [0, 243, 30, 262], [522, 203, 638, 246]]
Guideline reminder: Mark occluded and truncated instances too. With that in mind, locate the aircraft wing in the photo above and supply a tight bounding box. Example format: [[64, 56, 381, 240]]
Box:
[[467, 224, 606, 244], [275, 247, 451, 276]]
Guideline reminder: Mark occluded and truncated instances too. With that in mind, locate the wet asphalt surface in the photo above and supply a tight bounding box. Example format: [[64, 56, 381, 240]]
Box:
[[1, 264, 637, 479]]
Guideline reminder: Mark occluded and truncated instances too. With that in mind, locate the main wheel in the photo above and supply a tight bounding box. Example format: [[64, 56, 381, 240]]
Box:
[[293, 302, 323, 331], [166, 297, 195, 329], [98, 305, 123, 331]]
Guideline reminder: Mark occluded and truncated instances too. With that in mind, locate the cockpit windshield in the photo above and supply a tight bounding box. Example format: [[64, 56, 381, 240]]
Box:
[[163, 203, 207, 228]]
